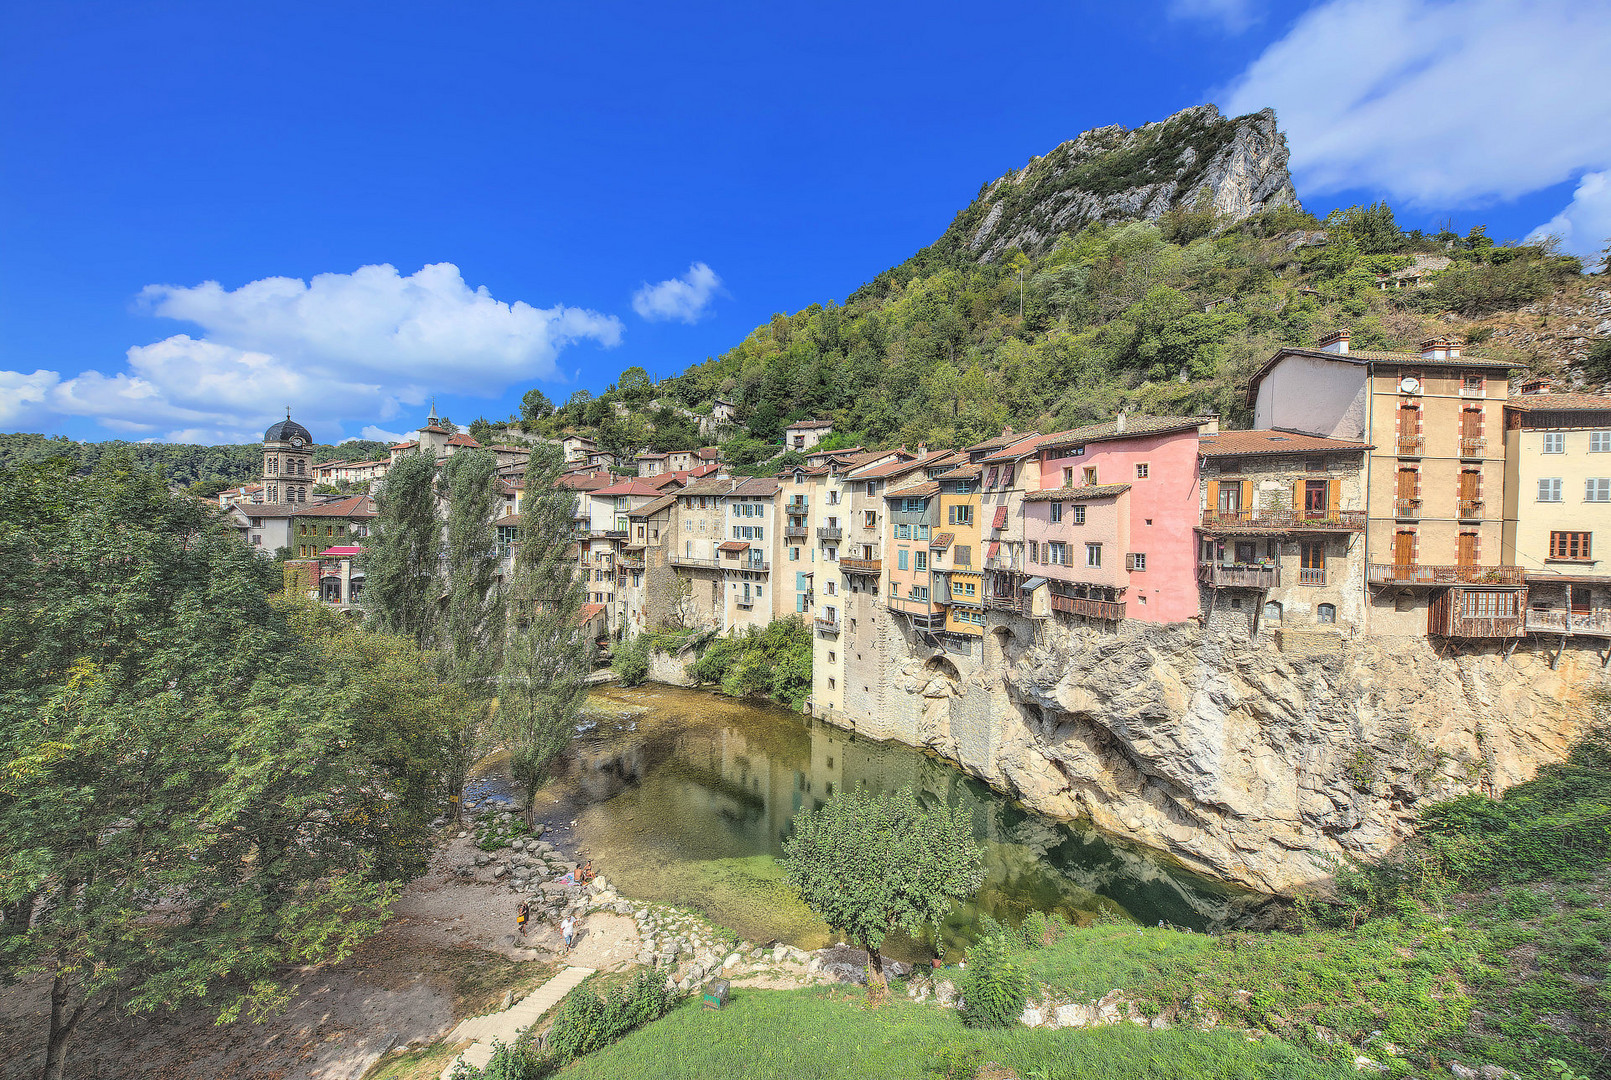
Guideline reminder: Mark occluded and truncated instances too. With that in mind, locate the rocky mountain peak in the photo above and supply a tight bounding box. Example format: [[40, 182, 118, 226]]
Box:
[[941, 104, 1301, 263]]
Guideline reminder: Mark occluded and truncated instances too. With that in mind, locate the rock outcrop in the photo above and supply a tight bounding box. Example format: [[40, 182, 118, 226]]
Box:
[[828, 615, 1599, 894], [939, 104, 1300, 264]]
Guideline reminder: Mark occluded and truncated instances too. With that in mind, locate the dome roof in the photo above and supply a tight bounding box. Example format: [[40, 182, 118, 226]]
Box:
[[264, 417, 314, 444]]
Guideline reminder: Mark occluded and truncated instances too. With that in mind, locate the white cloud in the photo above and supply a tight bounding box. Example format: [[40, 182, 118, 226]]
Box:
[[1219, 0, 1611, 256], [6, 263, 624, 443], [1529, 171, 1611, 271], [1168, 0, 1260, 33], [355, 425, 406, 444], [0, 369, 61, 428], [631, 262, 722, 324]]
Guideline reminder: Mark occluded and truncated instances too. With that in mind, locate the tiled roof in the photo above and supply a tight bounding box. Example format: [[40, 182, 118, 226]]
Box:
[[636, 451, 669, 459], [1505, 393, 1611, 412], [293, 495, 377, 518], [785, 418, 834, 430], [717, 540, 750, 552], [935, 463, 983, 479], [1038, 414, 1216, 452], [884, 481, 939, 499], [389, 441, 418, 450], [421, 424, 451, 434], [1246, 345, 1513, 406], [629, 494, 678, 517], [1199, 430, 1372, 456], [853, 450, 953, 480], [446, 433, 482, 447], [577, 603, 607, 624], [645, 472, 686, 489], [1023, 483, 1132, 502], [981, 435, 1046, 463], [730, 477, 781, 497], [315, 545, 363, 558], [930, 532, 955, 549], [495, 513, 522, 527], [486, 444, 531, 454], [593, 480, 666, 497], [557, 471, 617, 491], [964, 429, 1030, 454], [678, 478, 735, 498]]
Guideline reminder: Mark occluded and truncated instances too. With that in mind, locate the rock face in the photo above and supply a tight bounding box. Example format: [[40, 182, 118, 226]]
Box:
[[941, 104, 1300, 264], [824, 613, 1599, 894]]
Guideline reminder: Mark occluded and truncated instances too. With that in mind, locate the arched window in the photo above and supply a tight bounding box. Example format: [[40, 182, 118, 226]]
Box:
[[1263, 601, 1282, 623], [1317, 603, 1336, 624]]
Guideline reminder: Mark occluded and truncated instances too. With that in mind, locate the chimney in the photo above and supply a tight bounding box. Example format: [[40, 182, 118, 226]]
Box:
[[1520, 377, 1550, 396], [1420, 337, 1455, 361], [1318, 328, 1351, 354], [1116, 412, 1127, 433], [1003, 425, 1014, 437], [917, 442, 927, 455]]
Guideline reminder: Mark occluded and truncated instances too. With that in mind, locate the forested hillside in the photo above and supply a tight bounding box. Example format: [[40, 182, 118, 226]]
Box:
[[0, 432, 390, 489]]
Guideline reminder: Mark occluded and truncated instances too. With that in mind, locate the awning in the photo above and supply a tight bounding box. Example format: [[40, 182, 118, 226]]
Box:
[[987, 541, 1000, 558], [1022, 577, 1047, 591], [316, 545, 362, 557], [717, 541, 750, 552], [930, 532, 955, 550], [992, 506, 1008, 529]]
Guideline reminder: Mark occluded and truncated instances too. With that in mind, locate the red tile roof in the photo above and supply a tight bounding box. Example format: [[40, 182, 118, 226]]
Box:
[[1198, 430, 1372, 456], [884, 481, 939, 499], [446, 433, 482, 447], [785, 418, 835, 430], [1023, 484, 1131, 502], [389, 441, 418, 450], [577, 603, 607, 625], [717, 540, 750, 552], [294, 494, 377, 518], [1505, 392, 1611, 412], [629, 494, 679, 518], [593, 480, 667, 497], [931, 532, 955, 549], [981, 435, 1045, 463], [1038, 415, 1216, 453]]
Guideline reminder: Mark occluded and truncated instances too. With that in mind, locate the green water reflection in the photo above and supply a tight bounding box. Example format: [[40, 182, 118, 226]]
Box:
[[553, 685, 1250, 959]]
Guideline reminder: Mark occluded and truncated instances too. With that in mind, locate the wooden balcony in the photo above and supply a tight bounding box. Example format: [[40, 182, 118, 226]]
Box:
[[784, 526, 810, 540], [1397, 435, 1424, 456], [1368, 563, 1525, 586], [1459, 436, 1487, 458], [1524, 607, 1611, 637], [840, 557, 882, 575], [1199, 509, 1365, 533], [1197, 563, 1281, 588], [727, 560, 770, 573], [669, 555, 721, 570], [1297, 568, 1327, 586], [1050, 594, 1126, 621], [813, 617, 841, 635], [816, 526, 843, 541]]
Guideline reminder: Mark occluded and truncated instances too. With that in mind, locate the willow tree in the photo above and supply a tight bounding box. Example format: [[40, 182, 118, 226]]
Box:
[[499, 444, 591, 825], [360, 450, 441, 646], [438, 449, 507, 820]]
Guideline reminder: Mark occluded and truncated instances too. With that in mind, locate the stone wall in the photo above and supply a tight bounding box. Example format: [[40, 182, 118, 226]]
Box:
[[823, 607, 1600, 894], [647, 647, 697, 687]]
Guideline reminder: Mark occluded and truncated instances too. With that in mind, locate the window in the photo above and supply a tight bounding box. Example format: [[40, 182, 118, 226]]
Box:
[[916, 525, 930, 540], [1317, 603, 1337, 624], [1085, 543, 1102, 568], [1263, 601, 1282, 622], [1543, 432, 1565, 454], [1589, 479, 1611, 503], [790, 547, 799, 561], [827, 678, 835, 690], [1082, 467, 1097, 485], [954, 545, 972, 567], [1047, 541, 1068, 565], [1072, 504, 1086, 525], [896, 524, 911, 539], [1539, 478, 1563, 502], [897, 550, 909, 570], [1463, 373, 1485, 394], [1049, 502, 1063, 523], [1062, 466, 1073, 487], [1126, 552, 1146, 571], [1550, 531, 1593, 560], [1135, 463, 1149, 479], [1593, 432, 1611, 453], [914, 551, 927, 571], [1028, 540, 1039, 562], [864, 510, 877, 529], [948, 504, 974, 525], [905, 498, 925, 513], [1462, 591, 1516, 619], [866, 482, 876, 496]]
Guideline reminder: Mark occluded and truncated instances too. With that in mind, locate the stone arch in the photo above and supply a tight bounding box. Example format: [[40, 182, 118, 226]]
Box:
[[924, 653, 962, 683], [984, 625, 1016, 669]]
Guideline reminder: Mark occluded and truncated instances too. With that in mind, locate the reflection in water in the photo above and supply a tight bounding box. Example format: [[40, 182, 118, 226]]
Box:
[[543, 685, 1252, 957]]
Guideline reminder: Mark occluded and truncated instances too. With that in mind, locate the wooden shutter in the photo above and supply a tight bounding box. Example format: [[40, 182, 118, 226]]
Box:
[[1205, 480, 1219, 516], [1394, 531, 1415, 565], [1457, 532, 1477, 566], [1292, 478, 1304, 514], [1240, 480, 1252, 512], [1327, 477, 1341, 514]]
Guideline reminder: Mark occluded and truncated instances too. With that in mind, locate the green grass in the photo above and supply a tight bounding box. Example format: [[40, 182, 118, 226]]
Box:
[[1020, 924, 1214, 1003], [558, 985, 1353, 1080]]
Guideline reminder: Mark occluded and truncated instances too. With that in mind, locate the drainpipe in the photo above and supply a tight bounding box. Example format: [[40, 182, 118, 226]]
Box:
[[1363, 367, 1375, 632]]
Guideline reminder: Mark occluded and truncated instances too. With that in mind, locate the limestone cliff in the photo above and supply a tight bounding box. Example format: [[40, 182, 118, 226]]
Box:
[[940, 104, 1300, 264], [829, 615, 1599, 894]]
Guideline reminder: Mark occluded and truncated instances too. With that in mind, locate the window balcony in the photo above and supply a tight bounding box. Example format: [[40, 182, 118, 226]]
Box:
[[813, 617, 841, 635], [1367, 564, 1525, 586], [1397, 435, 1424, 456], [1393, 499, 1421, 520], [816, 526, 843, 541], [1459, 436, 1487, 458], [1525, 607, 1611, 637], [785, 526, 810, 540], [1050, 594, 1125, 620], [1457, 499, 1484, 520], [1459, 385, 1486, 398], [1298, 568, 1327, 586], [840, 557, 882, 575], [669, 554, 721, 570], [1199, 509, 1365, 533], [730, 560, 770, 573], [1197, 563, 1281, 588], [735, 598, 754, 609]]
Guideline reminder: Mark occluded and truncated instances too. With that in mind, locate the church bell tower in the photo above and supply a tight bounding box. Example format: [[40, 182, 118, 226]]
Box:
[[262, 411, 315, 504]]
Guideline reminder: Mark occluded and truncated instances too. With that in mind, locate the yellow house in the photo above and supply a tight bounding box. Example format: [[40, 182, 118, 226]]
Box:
[[934, 464, 984, 636], [1503, 389, 1611, 640]]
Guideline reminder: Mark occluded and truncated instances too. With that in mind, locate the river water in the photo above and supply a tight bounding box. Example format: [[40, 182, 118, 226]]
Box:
[[488, 684, 1252, 959]]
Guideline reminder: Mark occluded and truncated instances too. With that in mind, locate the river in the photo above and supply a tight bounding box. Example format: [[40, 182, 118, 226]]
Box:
[[479, 684, 1255, 960]]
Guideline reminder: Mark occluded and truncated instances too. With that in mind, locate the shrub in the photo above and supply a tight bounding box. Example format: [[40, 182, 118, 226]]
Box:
[[545, 969, 676, 1065], [1020, 910, 1052, 948], [614, 633, 649, 687], [959, 933, 1027, 1028]]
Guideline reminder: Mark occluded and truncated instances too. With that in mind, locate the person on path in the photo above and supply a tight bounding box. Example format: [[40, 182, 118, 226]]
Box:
[[580, 861, 595, 884], [516, 901, 530, 937], [561, 915, 576, 954]]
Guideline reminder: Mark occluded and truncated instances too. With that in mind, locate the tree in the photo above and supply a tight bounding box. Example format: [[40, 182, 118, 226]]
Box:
[[468, 416, 495, 444], [0, 455, 436, 1080], [616, 365, 653, 404], [781, 787, 983, 990], [499, 445, 592, 826], [360, 452, 441, 646], [521, 388, 555, 424], [438, 449, 507, 823]]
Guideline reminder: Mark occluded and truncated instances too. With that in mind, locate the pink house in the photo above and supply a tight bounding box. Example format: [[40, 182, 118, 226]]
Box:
[[1030, 414, 1217, 625]]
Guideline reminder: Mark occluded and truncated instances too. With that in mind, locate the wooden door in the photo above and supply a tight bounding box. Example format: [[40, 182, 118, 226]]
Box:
[[1394, 531, 1415, 566], [1397, 468, 1418, 500], [1457, 532, 1477, 567], [1459, 470, 1480, 500], [1461, 408, 1482, 438]]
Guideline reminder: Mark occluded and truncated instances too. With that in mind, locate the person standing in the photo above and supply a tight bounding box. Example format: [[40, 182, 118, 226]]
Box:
[[516, 900, 530, 937], [561, 915, 576, 954]]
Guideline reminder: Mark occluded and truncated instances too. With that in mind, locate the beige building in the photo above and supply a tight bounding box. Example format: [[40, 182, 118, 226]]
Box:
[[1249, 330, 1523, 638], [1503, 390, 1611, 642], [783, 418, 834, 451]]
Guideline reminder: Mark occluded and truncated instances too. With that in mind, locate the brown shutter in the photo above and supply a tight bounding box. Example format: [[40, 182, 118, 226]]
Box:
[[1205, 480, 1218, 517], [1240, 480, 1252, 512], [1328, 477, 1341, 515], [1292, 477, 1304, 514]]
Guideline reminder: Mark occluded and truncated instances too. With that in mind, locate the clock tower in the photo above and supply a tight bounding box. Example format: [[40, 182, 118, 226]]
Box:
[[262, 412, 315, 504]]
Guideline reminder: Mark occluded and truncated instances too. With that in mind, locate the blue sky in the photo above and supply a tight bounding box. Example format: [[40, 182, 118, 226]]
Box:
[[2, 0, 1608, 445]]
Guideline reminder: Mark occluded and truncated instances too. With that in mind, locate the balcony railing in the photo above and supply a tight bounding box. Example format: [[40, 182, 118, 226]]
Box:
[[1368, 563, 1525, 586], [785, 499, 809, 511], [785, 526, 809, 539], [1459, 436, 1487, 458], [840, 557, 882, 575], [1525, 608, 1611, 636], [1050, 594, 1126, 620], [1459, 385, 1486, 398], [1298, 568, 1327, 586], [669, 555, 721, 570], [816, 526, 842, 541], [1397, 435, 1424, 456], [727, 560, 771, 573], [1457, 499, 1484, 520], [616, 557, 645, 570], [1199, 509, 1366, 532], [813, 617, 841, 635], [1394, 499, 1421, 520], [735, 598, 753, 609], [1197, 563, 1281, 588]]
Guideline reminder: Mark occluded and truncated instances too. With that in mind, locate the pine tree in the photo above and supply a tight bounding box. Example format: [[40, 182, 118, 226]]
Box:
[[438, 449, 506, 822], [499, 444, 591, 826], [360, 451, 441, 646]]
